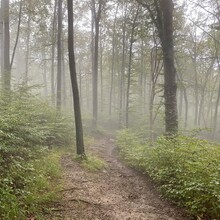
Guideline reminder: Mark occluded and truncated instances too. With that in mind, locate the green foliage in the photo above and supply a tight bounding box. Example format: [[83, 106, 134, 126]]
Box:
[[0, 88, 73, 219], [117, 129, 220, 219]]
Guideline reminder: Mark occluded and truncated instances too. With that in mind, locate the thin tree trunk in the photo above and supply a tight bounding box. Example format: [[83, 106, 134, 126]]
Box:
[[42, 48, 48, 97], [67, 0, 85, 157], [51, 0, 58, 105], [213, 84, 220, 138], [125, 6, 139, 128], [119, 3, 127, 128], [192, 36, 199, 126], [175, 59, 188, 129], [149, 41, 161, 141], [198, 62, 214, 126], [0, 6, 4, 77], [139, 37, 144, 114], [109, 4, 118, 117], [212, 39, 220, 138], [2, 0, 10, 91], [57, 0, 62, 111], [10, 0, 22, 70], [99, 26, 103, 113], [91, 0, 105, 128], [24, 12, 31, 84], [62, 35, 66, 107], [92, 2, 100, 127]]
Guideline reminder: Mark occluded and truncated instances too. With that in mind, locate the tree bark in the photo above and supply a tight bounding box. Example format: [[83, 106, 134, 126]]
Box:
[[159, 0, 178, 134], [2, 0, 10, 91], [91, 0, 105, 128], [119, 2, 127, 128], [42, 48, 48, 97], [24, 12, 30, 84], [109, 4, 118, 117], [57, 0, 62, 111], [0, 6, 4, 77], [67, 0, 85, 156], [10, 0, 22, 70], [137, 0, 178, 135], [51, 0, 58, 105], [125, 6, 139, 128]]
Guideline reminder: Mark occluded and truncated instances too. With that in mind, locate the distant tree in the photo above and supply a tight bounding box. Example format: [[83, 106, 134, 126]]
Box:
[[51, 0, 58, 105], [67, 0, 85, 157], [24, 2, 31, 84], [1, 0, 10, 91], [57, 0, 62, 111], [125, 6, 140, 128], [91, 0, 106, 128]]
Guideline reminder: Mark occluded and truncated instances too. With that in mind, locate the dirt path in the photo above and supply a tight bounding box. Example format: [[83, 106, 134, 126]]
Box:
[[49, 138, 189, 220]]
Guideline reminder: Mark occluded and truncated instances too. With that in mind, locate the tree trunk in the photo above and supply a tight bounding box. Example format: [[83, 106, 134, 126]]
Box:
[[109, 4, 118, 117], [2, 0, 10, 91], [137, 0, 178, 134], [42, 48, 48, 97], [10, 0, 22, 70], [57, 0, 62, 111], [198, 62, 214, 126], [99, 27, 104, 113], [125, 6, 139, 128], [67, 0, 85, 156], [25, 12, 31, 84], [119, 2, 127, 128], [149, 41, 161, 141], [91, 0, 105, 128], [92, 1, 100, 127], [62, 34, 66, 107], [51, 0, 58, 105], [0, 6, 4, 77], [213, 84, 220, 139], [159, 0, 178, 134]]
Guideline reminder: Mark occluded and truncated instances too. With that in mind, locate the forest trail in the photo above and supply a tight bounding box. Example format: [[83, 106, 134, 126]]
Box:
[[49, 138, 188, 220]]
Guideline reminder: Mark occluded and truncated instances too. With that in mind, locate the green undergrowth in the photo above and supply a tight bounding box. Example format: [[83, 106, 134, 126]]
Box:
[[117, 129, 220, 220], [0, 88, 74, 219]]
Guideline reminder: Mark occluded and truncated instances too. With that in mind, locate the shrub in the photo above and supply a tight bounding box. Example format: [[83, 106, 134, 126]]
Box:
[[0, 88, 73, 219], [117, 129, 220, 219]]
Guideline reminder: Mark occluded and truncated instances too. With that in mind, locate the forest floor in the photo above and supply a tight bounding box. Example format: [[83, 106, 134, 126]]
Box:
[[48, 138, 190, 220]]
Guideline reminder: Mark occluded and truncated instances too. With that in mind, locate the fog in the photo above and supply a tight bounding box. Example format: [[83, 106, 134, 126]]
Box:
[[1, 0, 220, 140]]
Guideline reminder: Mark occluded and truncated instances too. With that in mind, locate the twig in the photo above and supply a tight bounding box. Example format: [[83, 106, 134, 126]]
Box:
[[59, 187, 82, 192], [68, 198, 101, 206]]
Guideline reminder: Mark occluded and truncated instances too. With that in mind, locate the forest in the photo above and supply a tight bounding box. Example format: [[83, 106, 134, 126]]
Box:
[[0, 0, 220, 219]]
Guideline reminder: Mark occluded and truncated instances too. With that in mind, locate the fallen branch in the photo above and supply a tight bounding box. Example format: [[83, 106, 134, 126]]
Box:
[[59, 187, 82, 192], [68, 198, 101, 206]]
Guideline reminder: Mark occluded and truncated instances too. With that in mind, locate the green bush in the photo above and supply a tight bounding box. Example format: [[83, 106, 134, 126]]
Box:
[[0, 88, 73, 219], [117, 129, 220, 219]]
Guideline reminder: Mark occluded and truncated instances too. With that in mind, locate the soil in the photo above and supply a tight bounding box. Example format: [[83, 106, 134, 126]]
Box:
[[48, 138, 190, 220]]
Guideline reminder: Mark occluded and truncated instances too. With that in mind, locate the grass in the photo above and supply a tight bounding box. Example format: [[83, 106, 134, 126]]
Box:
[[75, 154, 106, 172], [0, 148, 64, 220]]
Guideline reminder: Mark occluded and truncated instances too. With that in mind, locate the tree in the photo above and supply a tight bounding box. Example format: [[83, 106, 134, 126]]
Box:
[[67, 0, 85, 157], [24, 2, 31, 84], [137, 0, 178, 134], [57, 0, 62, 111], [51, 0, 58, 105], [1, 0, 10, 91], [125, 6, 140, 128], [91, 0, 106, 128]]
